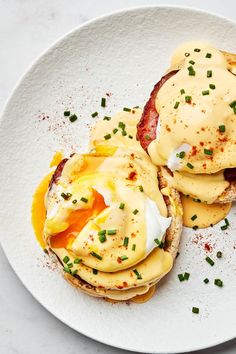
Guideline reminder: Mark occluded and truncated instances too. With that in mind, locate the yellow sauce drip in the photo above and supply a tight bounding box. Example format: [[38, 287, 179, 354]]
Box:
[[50, 151, 63, 167], [31, 172, 53, 248], [131, 285, 156, 303], [181, 194, 231, 228]]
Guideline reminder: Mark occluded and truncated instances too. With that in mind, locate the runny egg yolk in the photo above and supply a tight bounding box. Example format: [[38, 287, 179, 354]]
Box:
[[50, 190, 107, 249], [31, 172, 53, 248]]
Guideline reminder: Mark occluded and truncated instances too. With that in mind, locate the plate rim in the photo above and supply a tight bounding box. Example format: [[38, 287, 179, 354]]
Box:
[[1, 5, 236, 353]]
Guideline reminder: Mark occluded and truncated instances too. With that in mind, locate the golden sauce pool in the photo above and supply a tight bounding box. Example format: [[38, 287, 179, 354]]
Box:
[[181, 194, 231, 229], [31, 172, 53, 248]]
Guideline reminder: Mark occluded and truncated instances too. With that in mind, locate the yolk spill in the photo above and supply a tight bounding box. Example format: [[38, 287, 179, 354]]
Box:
[[50, 190, 107, 249], [31, 172, 53, 248]]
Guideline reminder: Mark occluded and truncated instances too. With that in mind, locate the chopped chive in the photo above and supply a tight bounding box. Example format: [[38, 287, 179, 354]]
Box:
[[107, 229, 117, 235], [91, 112, 98, 118], [123, 237, 129, 247], [191, 214, 197, 221], [67, 263, 73, 268], [202, 90, 210, 96], [154, 239, 164, 248], [132, 244, 136, 251], [185, 52, 190, 57], [204, 148, 213, 155], [72, 199, 77, 204], [180, 88, 185, 95], [176, 251, 180, 258], [205, 53, 212, 58], [229, 100, 236, 108], [69, 114, 77, 122], [74, 258, 82, 264], [92, 269, 98, 274], [113, 128, 118, 134], [63, 256, 70, 264], [128, 135, 133, 139], [207, 70, 212, 78], [123, 107, 131, 112], [178, 274, 185, 282], [214, 279, 223, 287], [204, 278, 209, 284], [99, 234, 107, 243], [205, 256, 214, 266], [133, 209, 139, 215], [219, 125, 225, 133], [119, 202, 125, 209], [177, 151, 185, 159], [187, 162, 194, 169], [63, 267, 71, 274], [133, 106, 140, 109], [64, 111, 70, 116], [101, 97, 106, 107], [192, 307, 199, 314], [139, 185, 144, 192], [118, 121, 126, 130], [174, 101, 180, 109], [98, 230, 106, 236], [133, 269, 142, 279], [209, 84, 215, 89], [188, 65, 196, 76], [194, 48, 201, 52], [185, 96, 192, 103], [72, 269, 78, 276], [103, 116, 111, 121], [189, 60, 195, 65], [193, 198, 201, 203], [122, 130, 127, 136], [216, 251, 222, 258], [145, 134, 151, 141], [184, 272, 190, 280], [225, 218, 229, 226], [61, 192, 72, 200], [90, 251, 103, 260], [104, 133, 111, 140], [221, 225, 228, 230], [192, 225, 199, 230], [120, 255, 128, 261], [80, 197, 88, 203]]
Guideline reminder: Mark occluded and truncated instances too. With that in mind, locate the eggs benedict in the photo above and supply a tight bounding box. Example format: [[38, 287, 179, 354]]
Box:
[[137, 42, 236, 228], [32, 109, 182, 302]]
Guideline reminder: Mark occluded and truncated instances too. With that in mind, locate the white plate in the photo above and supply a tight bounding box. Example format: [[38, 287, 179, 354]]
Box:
[[0, 6, 236, 353]]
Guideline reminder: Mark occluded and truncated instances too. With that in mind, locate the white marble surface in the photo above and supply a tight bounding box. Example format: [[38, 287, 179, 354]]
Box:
[[0, 1, 236, 353]]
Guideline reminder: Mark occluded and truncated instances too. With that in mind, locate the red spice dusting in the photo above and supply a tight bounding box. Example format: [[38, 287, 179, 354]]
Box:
[[130, 153, 135, 160], [117, 285, 124, 289], [200, 141, 204, 147], [123, 282, 128, 288], [127, 171, 137, 181], [191, 146, 197, 156], [218, 137, 228, 143], [165, 124, 171, 132], [117, 257, 122, 264], [201, 127, 205, 131], [204, 243, 213, 252]]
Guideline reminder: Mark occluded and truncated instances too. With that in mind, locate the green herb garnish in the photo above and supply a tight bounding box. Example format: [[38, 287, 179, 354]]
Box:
[[80, 197, 88, 203], [64, 111, 70, 116], [90, 251, 103, 260], [101, 97, 106, 107], [202, 90, 210, 96], [69, 114, 77, 122], [214, 279, 223, 287], [191, 214, 197, 221], [133, 269, 142, 279], [207, 70, 212, 78], [91, 112, 98, 118], [174, 101, 180, 109], [187, 162, 194, 169], [123, 237, 129, 247], [204, 148, 213, 155], [133, 209, 139, 215], [107, 229, 117, 235], [123, 107, 131, 112], [104, 133, 111, 140], [119, 202, 125, 209], [192, 307, 199, 314], [205, 256, 214, 266]]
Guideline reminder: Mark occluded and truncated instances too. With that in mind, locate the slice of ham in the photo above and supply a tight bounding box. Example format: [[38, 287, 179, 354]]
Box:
[[136, 70, 178, 151]]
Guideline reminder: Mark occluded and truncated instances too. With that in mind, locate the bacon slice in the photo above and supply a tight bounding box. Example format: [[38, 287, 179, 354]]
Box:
[[136, 70, 178, 151]]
